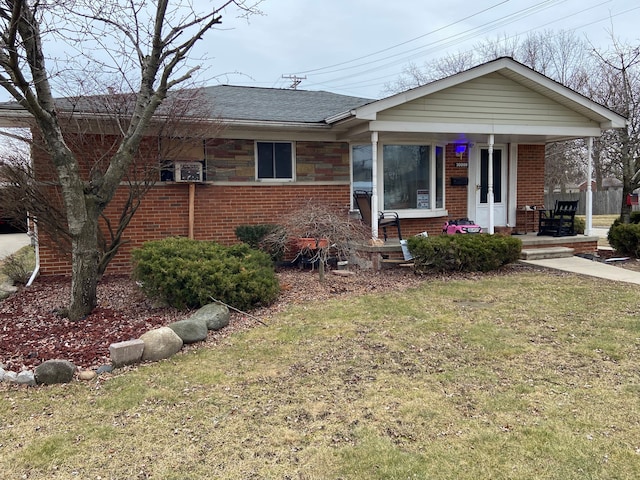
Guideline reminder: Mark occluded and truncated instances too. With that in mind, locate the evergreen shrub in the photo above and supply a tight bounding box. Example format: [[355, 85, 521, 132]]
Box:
[[132, 237, 280, 311], [608, 222, 640, 257], [235, 224, 283, 260], [407, 234, 522, 273]]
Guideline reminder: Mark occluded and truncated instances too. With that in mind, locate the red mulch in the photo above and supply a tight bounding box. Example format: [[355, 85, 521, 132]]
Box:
[[0, 276, 190, 372], [0, 263, 551, 373]]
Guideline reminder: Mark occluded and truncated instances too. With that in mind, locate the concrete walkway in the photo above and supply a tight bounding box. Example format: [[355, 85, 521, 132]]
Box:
[[0, 233, 31, 260], [521, 256, 640, 285]]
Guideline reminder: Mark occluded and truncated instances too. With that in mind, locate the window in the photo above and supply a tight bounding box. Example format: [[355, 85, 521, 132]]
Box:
[[352, 144, 373, 193], [351, 143, 445, 211], [256, 141, 293, 180]]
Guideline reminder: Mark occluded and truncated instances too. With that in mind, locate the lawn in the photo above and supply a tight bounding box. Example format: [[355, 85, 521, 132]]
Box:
[[1, 270, 640, 479]]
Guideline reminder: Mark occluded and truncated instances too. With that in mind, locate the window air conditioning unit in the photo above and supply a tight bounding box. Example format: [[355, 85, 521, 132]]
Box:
[[174, 161, 203, 182]]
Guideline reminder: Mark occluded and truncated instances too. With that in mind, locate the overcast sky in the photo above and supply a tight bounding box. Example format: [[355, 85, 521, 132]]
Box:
[[192, 0, 639, 99]]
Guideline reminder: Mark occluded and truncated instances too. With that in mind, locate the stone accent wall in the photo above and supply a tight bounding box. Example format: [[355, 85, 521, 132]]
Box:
[[204, 139, 350, 182], [296, 141, 350, 182]]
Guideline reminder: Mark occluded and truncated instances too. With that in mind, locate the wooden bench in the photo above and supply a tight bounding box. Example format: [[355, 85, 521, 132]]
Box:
[[537, 200, 578, 237]]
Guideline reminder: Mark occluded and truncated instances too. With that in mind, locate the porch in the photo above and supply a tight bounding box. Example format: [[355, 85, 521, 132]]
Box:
[[353, 233, 599, 270]]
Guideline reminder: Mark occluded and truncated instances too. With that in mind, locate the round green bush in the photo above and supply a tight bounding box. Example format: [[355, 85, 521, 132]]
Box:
[[132, 237, 280, 311], [573, 216, 585, 235], [607, 222, 640, 257], [407, 233, 522, 273]]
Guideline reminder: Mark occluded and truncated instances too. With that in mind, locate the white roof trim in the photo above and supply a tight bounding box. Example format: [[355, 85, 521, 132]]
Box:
[[368, 120, 603, 137], [353, 57, 627, 130]]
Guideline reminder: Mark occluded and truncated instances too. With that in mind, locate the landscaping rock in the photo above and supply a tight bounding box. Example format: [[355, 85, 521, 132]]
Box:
[[168, 318, 208, 344], [96, 364, 114, 375], [16, 370, 36, 386], [109, 339, 145, 367], [77, 370, 97, 381], [0, 284, 17, 300], [34, 359, 77, 385], [189, 303, 230, 331], [4, 370, 17, 383], [0, 367, 6, 382], [140, 327, 183, 362]]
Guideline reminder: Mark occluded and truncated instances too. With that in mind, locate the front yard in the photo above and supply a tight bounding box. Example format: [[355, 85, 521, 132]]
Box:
[[1, 266, 639, 479]]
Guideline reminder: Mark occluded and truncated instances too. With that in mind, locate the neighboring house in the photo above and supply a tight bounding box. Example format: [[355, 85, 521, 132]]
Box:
[[0, 57, 627, 275], [579, 177, 623, 192]]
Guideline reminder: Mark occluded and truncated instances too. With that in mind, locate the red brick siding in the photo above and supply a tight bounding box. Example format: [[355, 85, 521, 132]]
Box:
[[34, 136, 549, 275], [39, 183, 351, 275], [515, 144, 545, 232]]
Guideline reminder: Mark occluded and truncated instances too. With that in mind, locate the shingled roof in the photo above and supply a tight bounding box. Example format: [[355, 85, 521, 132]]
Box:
[[199, 85, 373, 123]]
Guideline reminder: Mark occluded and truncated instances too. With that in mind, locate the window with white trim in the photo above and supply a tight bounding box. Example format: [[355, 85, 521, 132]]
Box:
[[256, 141, 294, 180], [351, 143, 445, 211]]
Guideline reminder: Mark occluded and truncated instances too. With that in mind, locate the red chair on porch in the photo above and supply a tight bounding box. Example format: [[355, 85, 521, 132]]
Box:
[[353, 190, 402, 241]]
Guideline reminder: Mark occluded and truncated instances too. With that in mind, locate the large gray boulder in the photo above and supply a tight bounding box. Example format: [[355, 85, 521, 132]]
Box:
[[34, 359, 77, 385], [167, 318, 208, 344], [189, 303, 230, 331], [140, 327, 183, 362]]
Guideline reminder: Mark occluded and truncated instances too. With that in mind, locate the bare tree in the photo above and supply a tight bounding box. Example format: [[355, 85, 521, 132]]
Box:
[[0, 0, 259, 320], [590, 41, 640, 222]]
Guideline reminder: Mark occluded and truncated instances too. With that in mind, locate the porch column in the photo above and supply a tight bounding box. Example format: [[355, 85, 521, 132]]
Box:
[[371, 131, 379, 239], [487, 134, 495, 234], [585, 136, 594, 236]]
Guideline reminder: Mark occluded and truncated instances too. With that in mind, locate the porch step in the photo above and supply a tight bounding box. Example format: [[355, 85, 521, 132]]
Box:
[[381, 258, 414, 268], [520, 247, 575, 260]]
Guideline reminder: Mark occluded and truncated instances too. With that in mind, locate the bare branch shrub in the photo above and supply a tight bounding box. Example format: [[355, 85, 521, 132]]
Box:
[[261, 200, 369, 282]]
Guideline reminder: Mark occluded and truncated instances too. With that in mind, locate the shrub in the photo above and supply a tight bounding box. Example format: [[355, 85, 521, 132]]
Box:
[[1, 245, 35, 285], [132, 237, 280, 311], [607, 222, 640, 256], [407, 234, 522, 273], [235, 224, 283, 260], [573, 216, 585, 234]]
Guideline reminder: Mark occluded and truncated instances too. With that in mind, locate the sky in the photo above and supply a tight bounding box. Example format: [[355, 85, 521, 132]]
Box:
[[190, 0, 640, 99]]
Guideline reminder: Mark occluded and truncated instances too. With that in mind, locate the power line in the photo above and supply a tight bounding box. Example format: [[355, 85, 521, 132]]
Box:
[[288, 0, 511, 76], [306, 0, 635, 96], [298, 0, 565, 79]]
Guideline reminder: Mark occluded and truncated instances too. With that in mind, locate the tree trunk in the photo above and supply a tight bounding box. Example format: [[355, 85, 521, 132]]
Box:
[[68, 208, 100, 321]]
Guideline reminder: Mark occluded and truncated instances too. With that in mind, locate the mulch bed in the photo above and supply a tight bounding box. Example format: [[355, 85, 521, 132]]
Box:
[[0, 261, 591, 373]]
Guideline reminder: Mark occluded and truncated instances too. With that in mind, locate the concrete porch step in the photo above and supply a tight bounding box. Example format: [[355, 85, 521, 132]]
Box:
[[520, 247, 575, 260]]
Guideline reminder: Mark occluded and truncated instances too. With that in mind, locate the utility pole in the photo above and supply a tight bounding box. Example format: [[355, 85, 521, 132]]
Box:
[[282, 74, 306, 89]]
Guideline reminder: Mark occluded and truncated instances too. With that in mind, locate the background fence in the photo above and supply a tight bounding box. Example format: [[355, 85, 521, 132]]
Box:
[[544, 190, 635, 215]]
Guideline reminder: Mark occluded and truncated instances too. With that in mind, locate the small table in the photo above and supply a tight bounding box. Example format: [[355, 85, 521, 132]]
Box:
[[517, 207, 538, 234]]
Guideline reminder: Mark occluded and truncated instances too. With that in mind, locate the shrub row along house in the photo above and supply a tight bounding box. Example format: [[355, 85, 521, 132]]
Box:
[[0, 57, 627, 276]]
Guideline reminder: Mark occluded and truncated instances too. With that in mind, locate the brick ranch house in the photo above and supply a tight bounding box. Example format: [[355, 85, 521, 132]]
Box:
[[0, 57, 627, 275]]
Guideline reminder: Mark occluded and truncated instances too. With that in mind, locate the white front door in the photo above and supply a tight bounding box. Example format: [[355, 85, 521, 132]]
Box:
[[474, 146, 507, 229]]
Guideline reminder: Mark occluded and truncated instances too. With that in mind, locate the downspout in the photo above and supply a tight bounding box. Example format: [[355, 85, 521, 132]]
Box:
[[487, 134, 495, 234], [585, 137, 593, 236], [26, 217, 39, 287], [371, 131, 379, 239]]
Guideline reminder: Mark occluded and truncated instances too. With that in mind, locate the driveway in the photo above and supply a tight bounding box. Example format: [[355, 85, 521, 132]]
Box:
[[0, 233, 31, 260]]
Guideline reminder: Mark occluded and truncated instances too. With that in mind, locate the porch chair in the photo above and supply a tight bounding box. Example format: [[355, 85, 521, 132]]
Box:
[[537, 200, 579, 237], [353, 190, 402, 241]]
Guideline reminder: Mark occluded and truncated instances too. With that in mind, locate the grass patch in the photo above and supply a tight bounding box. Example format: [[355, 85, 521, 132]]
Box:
[[1, 272, 640, 478], [577, 214, 619, 228]]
